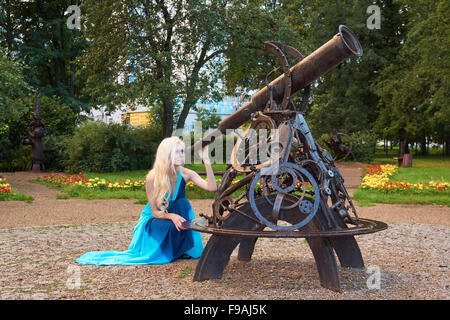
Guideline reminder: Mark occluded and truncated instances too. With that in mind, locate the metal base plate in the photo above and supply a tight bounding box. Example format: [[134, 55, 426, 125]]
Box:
[[183, 217, 388, 238]]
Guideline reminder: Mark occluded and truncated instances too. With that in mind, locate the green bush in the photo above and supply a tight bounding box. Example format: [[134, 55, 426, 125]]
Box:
[[0, 144, 31, 171], [316, 131, 377, 163], [0, 94, 82, 171], [64, 121, 162, 173], [350, 130, 377, 163], [42, 134, 71, 171], [316, 133, 330, 152]]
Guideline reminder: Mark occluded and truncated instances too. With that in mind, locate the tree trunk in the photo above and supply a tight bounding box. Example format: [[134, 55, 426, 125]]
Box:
[[176, 103, 191, 130], [177, 94, 198, 130], [176, 63, 203, 130], [162, 99, 174, 138], [69, 60, 75, 98], [420, 135, 428, 155], [445, 135, 450, 156], [4, 0, 13, 56], [399, 133, 409, 156]]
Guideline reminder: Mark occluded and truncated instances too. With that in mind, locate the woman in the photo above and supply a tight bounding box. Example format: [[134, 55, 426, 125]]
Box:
[[76, 136, 217, 265]]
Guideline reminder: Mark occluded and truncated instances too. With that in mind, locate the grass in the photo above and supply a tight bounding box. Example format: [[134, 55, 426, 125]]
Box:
[[353, 189, 450, 206], [369, 146, 449, 167], [33, 178, 149, 204], [0, 192, 34, 203], [353, 147, 450, 207], [177, 267, 194, 279], [30, 149, 450, 207], [31, 163, 235, 204]]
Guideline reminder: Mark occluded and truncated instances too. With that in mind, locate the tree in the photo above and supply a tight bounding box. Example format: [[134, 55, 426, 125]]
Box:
[[1, 0, 89, 113], [221, 0, 303, 97], [193, 105, 222, 132], [374, 0, 449, 155], [80, 0, 231, 137], [80, 0, 302, 138], [0, 50, 30, 123], [0, 0, 15, 56], [0, 49, 31, 165], [280, 0, 407, 140]]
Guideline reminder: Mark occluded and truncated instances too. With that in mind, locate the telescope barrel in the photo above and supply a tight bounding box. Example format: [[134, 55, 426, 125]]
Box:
[[187, 25, 362, 156]]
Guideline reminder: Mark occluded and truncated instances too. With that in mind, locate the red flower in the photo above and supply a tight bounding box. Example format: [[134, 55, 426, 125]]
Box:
[[366, 164, 382, 175]]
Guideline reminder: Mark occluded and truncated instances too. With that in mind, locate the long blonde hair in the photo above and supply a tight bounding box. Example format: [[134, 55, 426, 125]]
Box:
[[146, 136, 185, 211]]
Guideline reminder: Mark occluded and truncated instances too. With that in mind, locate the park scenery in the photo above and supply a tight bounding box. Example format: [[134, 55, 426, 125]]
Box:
[[0, 0, 449, 301]]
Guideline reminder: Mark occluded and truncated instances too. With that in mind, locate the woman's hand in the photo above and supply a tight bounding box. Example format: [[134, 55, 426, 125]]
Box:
[[197, 145, 210, 164], [168, 213, 187, 232]]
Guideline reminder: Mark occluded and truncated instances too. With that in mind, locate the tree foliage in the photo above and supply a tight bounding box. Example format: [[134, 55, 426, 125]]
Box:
[[1, 0, 448, 169], [80, 0, 232, 137], [374, 0, 449, 154], [1, 0, 89, 113], [0, 50, 30, 122]]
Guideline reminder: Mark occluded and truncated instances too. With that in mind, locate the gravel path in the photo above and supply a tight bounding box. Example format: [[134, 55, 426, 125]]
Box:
[[0, 221, 448, 300], [0, 164, 449, 300]]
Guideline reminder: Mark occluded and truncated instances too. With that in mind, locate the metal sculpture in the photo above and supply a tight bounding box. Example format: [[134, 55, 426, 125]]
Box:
[[22, 96, 56, 172], [324, 132, 355, 162], [183, 25, 387, 292]]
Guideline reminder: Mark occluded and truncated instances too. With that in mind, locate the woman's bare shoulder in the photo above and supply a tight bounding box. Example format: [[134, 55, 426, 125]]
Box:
[[180, 166, 195, 182]]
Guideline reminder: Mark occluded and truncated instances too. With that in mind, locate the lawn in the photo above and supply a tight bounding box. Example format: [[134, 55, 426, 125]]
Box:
[[0, 177, 34, 203], [0, 192, 34, 203], [30, 148, 450, 207], [353, 148, 450, 206], [31, 163, 246, 204]]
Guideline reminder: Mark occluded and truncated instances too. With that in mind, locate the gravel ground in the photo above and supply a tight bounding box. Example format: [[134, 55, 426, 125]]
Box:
[[0, 221, 448, 300]]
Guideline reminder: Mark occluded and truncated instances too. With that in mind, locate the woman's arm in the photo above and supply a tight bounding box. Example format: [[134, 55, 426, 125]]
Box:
[[145, 176, 186, 231]]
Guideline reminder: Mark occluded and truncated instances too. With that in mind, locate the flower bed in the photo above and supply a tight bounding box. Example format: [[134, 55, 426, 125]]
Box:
[[361, 164, 449, 193], [37, 173, 145, 190], [0, 177, 33, 203], [185, 176, 311, 194], [0, 177, 12, 195], [36, 172, 320, 200]]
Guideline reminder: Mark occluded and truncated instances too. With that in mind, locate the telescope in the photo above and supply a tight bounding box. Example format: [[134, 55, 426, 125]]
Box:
[[187, 25, 363, 157], [183, 25, 387, 292]]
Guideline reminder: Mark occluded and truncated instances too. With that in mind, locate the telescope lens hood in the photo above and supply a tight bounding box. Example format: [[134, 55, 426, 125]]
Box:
[[339, 25, 363, 57]]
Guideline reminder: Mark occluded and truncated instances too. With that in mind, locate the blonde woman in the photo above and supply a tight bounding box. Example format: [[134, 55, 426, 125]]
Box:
[[76, 136, 216, 265]]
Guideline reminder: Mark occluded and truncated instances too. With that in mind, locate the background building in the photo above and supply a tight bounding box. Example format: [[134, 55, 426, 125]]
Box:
[[84, 96, 247, 130]]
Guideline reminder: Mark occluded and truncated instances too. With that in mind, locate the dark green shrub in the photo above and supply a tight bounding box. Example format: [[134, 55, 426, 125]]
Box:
[[64, 121, 162, 173], [315, 131, 377, 163], [350, 130, 377, 162], [134, 125, 162, 169]]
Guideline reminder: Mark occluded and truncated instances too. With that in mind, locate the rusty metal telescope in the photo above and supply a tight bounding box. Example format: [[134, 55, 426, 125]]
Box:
[[183, 25, 387, 292]]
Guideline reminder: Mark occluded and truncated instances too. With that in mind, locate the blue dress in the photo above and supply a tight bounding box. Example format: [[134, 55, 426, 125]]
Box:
[[76, 168, 204, 265]]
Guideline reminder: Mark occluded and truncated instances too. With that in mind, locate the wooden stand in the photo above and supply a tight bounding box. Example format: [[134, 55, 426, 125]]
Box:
[[192, 195, 366, 292]]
